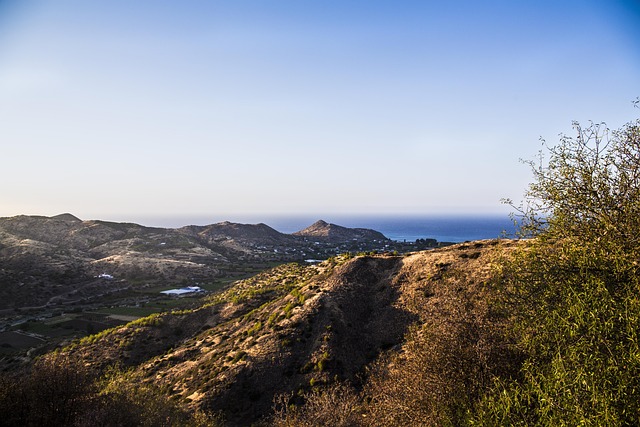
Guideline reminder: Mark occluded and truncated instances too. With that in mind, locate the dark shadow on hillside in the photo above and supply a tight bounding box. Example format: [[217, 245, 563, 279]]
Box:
[[202, 256, 418, 426]]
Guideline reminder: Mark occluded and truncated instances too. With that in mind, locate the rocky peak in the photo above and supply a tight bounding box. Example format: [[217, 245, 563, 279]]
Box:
[[293, 220, 388, 243], [50, 213, 82, 222]]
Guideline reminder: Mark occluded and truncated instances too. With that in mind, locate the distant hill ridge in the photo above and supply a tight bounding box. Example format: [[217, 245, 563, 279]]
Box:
[[0, 214, 393, 312], [49, 239, 515, 426], [0, 214, 390, 280], [293, 219, 388, 243], [181, 221, 295, 245], [0, 214, 388, 245], [50, 213, 82, 222]]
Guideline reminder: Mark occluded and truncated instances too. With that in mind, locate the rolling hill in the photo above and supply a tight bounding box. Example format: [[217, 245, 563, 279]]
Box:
[[48, 239, 517, 425]]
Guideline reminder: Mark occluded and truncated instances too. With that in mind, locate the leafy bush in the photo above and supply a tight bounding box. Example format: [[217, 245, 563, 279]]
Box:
[[0, 354, 96, 427], [476, 105, 640, 426], [0, 355, 216, 426], [271, 383, 362, 427], [509, 105, 640, 250]]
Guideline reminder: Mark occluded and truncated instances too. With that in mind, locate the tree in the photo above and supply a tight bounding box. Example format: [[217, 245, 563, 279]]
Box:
[[475, 102, 640, 426], [511, 100, 640, 252]]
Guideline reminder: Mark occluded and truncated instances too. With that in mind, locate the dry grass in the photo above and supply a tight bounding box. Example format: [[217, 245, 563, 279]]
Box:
[[51, 241, 522, 426]]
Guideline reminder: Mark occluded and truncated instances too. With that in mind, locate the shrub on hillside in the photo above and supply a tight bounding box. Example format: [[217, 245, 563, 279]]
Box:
[[0, 354, 96, 427], [363, 278, 521, 427], [271, 383, 362, 427], [0, 355, 215, 427], [475, 104, 640, 426]]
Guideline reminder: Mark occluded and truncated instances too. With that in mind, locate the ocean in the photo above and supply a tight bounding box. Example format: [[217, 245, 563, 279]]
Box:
[[139, 214, 516, 244], [265, 215, 516, 243]]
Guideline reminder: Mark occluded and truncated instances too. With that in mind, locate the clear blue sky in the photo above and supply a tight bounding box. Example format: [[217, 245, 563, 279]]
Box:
[[0, 0, 638, 225]]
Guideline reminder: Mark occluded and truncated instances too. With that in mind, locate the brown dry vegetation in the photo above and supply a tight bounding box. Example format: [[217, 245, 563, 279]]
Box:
[[27, 239, 520, 426], [272, 240, 523, 427], [5, 109, 638, 426]]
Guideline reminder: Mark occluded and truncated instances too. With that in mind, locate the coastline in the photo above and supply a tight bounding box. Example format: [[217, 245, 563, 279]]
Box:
[[130, 214, 515, 244]]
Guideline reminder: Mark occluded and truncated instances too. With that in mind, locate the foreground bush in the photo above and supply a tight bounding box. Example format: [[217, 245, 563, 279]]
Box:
[[474, 105, 640, 425], [0, 354, 214, 427], [271, 104, 640, 426], [0, 354, 95, 427], [272, 383, 362, 427]]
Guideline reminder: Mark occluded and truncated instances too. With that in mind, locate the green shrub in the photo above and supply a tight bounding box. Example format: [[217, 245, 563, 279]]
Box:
[[232, 351, 247, 364], [283, 302, 296, 318], [475, 107, 640, 426], [247, 321, 262, 336], [267, 312, 279, 327]]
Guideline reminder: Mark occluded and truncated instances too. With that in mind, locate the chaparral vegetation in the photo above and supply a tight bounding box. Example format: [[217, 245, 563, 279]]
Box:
[[1, 103, 639, 426]]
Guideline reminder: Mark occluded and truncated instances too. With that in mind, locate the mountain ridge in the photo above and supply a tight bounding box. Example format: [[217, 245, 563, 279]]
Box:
[[49, 239, 517, 426], [0, 214, 389, 247], [0, 214, 439, 322], [0, 212, 508, 426]]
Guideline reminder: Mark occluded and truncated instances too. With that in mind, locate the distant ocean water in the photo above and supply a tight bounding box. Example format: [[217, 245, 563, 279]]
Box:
[[267, 215, 516, 243], [139, 214, 516, 244]]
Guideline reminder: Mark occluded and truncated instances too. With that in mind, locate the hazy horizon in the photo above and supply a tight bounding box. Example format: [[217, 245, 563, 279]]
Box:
[[0, 210, 512, 227], [0, 211, 516, 244], [1, 1, 638, 219]]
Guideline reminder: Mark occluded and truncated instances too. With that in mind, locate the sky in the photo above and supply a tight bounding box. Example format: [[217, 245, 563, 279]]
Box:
[[0, 0, 639, 226]]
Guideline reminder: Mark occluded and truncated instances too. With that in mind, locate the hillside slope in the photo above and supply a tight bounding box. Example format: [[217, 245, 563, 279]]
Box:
[[0, 214, 395, 312], [55, 239, 518, 425]]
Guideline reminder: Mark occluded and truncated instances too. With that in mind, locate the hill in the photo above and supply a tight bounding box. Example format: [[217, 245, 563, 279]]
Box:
[[0, 214, 448, 367], [293, 220, 388, 243], [43, 239, 517, 426], [0, 215, 392, 282], [0, 214, 395, 311]]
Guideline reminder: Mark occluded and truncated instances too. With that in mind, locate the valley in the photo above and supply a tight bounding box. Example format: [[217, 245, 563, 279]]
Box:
[[11, 237, 514, 426], [0, 214, 449, 368]]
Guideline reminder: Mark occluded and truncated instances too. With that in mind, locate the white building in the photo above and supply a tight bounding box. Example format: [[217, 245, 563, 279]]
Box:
[[160, 286, 204, 296]]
